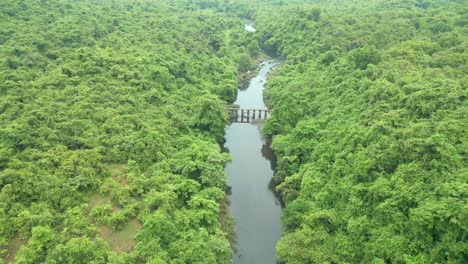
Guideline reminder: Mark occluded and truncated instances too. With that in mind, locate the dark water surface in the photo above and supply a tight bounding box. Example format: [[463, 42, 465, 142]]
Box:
[[225, 60, 282, 264]]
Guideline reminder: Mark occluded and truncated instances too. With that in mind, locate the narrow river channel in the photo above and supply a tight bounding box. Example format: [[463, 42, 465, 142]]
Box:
[[225, 59, 282, 264]]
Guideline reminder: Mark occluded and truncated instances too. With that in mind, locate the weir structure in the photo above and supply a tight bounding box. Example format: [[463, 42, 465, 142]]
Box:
[[227, 108, 270, 123]]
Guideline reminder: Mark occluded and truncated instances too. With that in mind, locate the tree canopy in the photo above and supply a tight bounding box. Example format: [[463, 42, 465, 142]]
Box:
[[253, 0, 467, 263], [0, 0, 258, 263], [1, 0, 466, 263]]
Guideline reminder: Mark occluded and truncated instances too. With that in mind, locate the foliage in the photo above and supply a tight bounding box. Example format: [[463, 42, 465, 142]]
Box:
[[256, 0, 467, 263], [2, 0, 466, 263], [0, 0, 257, 262]]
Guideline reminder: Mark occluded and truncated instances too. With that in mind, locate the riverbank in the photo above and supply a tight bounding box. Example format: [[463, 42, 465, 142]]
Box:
[[219, 196, 236, 251], [238, 52, 270, 82]]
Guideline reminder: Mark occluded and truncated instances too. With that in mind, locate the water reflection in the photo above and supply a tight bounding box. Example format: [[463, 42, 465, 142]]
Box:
[[261, 143, 274, 162], [238, 78, 251, 91]]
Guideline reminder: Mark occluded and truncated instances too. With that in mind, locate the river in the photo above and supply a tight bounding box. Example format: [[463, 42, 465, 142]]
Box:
[[225, 59, 282, 264], [244, 24, 256, 32]]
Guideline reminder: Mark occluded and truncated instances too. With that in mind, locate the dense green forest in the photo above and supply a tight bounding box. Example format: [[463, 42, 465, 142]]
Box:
[[254, 0, 467, 263], [1, 0, 467, 263], [0, 0, 261, 263]]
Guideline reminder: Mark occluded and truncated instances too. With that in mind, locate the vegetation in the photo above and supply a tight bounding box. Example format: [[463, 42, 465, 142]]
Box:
[[254, 0, 467, 263], [0, 0, 260, 263], [1, 0, 466, 263]]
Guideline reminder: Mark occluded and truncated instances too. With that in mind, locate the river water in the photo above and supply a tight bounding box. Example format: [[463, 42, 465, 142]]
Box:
[[245, 24, 256, 32], [225, 60, 282, 264]]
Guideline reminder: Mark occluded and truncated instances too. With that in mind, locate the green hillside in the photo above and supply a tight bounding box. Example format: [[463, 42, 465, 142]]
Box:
[[0, 1, 258, 263], [255, 0, 467, 263], [1, 0, 466, 263]]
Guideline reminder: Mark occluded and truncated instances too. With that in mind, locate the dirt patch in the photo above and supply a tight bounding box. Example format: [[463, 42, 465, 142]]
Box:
[[88, 192, 112, 211], [108, 163, 128, 186], [108, 163, 125, 173], [119, 177, 128, 186], [89, 163, 137, 253], [88, 164, 127, 217], [97, 218, 142, 253], [3, 234, 26, 263], [111, 206, 122, 212]]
